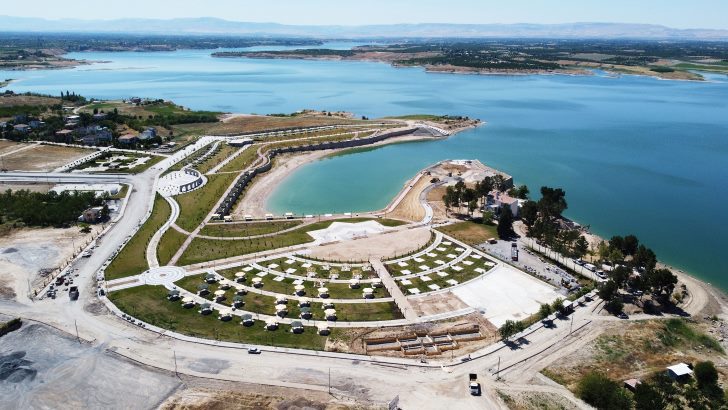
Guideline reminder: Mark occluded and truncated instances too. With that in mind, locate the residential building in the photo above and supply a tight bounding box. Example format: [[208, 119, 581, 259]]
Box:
[[487, 190, 520, 217], [13, 124, 30, 133], [139, 127, 157, 140], [118, 134, 139, 144], [92, 113, 107, 121], [55, 129, 75, 142], [78, 206, 104, 223]]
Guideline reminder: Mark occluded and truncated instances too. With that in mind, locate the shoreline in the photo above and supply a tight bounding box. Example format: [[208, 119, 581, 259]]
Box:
[[235, 135, 728, 312], [231, 130, 462, 218]]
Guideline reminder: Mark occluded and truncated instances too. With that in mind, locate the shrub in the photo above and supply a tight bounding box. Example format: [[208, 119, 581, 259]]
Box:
[[578, 371, 633, 410]]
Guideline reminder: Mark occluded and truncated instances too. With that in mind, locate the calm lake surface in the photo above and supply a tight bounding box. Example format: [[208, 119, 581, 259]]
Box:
[[2, 45, 727, 290]]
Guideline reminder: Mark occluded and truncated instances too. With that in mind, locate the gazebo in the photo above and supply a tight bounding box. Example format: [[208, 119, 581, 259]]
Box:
[[252, 277, 263, 288], [372, 278, 383, 288], [197, 284, 210, 296], [219, 280, 232, 290], [214, 289, 227, 302], [167, 289, 181, 301], [265, 318, 279, 330], [275, 304, 288, 317], [275, 296, 288, 305], [240, 313, 254, 327], [324, 308, 337, 321], [235, 285, 247, 295], [318, 287, 329, 298], [234, 272, 246, 283], [290, 320, 304, 334], [294, 284, 306, 296], [232, 295, 245, 308], [204, 273, 218, 284], [300, 307, 313, 320], [349, 278, 361, 289], [298, 297, 311, 308], [218, 309, 233, 321], [362, 288, 375, 299], [181, 297, 195, 308], [317, 323, 330, 336], [199, 302, 213, 315]]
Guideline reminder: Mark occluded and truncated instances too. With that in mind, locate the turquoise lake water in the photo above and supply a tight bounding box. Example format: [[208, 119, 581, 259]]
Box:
[[1, 46, 727, 290]]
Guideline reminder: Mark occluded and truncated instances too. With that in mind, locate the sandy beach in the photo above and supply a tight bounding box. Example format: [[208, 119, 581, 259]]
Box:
[[229, 130, 467, 218]]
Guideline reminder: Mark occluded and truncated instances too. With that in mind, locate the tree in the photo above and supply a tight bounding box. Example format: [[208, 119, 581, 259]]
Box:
[[604, 298, 624, 314], [577, 372, 633, 410], [497, 206, 514, 239], [100, 203, 110, 221], [481, 210, 495, 225], [634, 382, 666, 410], [598, 280, 619, 301], [623, 234, 639, 256], [610, 265, 631, 288], [646, 268, 678, 298], [538, 303, 553, 319], [538, 186, 568, 219], [694, 361, 719, 389], [573, 236, 589, 258], [508, 184, 529, 199], [633, 245, 657, 272], [551, 297, 564, 315], [520, 200, 539, 228], [467, 200, 478, 216], [499, 319, 525, 341]]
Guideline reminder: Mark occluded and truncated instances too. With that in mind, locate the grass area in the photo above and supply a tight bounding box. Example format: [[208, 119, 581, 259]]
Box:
[[262, 256, 376, 281], [164, 142, 214, 174], [674, 62, 728, 73], [384, 238, 464, 276], [157, 228, 188, 266], [542, 318, 725, 391], [437, 221, 498, 246], [179, 218, 405, 266], [217, 146, 258, 173], [108, 285, 331, 350], [200, 220, 303, 237], [108, 184, 129, 200], [175, 173, 236, 232], [394, 252, 496, 294], [105, 195, 171, 280], [195, 144, 239, 174], [176, 274, 400, 321], [172, 115, 375, 137], [82, 100, 220, 118]]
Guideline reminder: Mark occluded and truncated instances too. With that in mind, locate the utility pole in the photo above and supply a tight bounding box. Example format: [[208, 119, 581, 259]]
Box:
[[570, 315, 574, 335], [74, 320, 80, 344], [496, 356, 501, 380], [328, 367, 331, 395], [173, 350, 179, 378]]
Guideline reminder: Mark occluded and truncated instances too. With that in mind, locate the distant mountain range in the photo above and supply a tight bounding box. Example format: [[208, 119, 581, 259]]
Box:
[[1, 16, 727, 40]]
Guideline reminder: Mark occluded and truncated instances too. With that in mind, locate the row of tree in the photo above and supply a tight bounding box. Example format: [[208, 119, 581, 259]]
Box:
[[0, 189, 103, 227]]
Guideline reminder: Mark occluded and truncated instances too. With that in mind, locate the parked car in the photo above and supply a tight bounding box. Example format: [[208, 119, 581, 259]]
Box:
[[247, 347, 261, 354]]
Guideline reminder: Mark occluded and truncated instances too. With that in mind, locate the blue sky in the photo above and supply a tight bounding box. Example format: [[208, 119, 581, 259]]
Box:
[[8, 0, 728, 29]]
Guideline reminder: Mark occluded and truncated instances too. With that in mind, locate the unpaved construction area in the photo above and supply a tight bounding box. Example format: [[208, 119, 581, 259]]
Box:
[[0, 323, 180, 409], [408, 291, 469, 317], [307, 227, 431, 261], [160, 378, 379, 410], [0, 144, 91, 171], [0, 227, 100, 299]]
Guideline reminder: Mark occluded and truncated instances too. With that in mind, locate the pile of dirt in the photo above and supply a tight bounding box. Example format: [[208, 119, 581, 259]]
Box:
[[0, 323, 180, 409]]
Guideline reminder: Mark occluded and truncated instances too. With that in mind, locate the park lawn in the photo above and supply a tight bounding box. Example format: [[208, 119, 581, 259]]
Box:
[[108, 184, 129, 200], [217, 146, 258, 173], [175, 173, 236, 232], [105, 194, 170, 280], [122, 154, 165, 174], [195, 144, 239, 174], [157, 228, 188, 266], [108, 285, 330, 350], [200, 220, 303, 238], [437, 221, 497, 245], [179, 218, 397, 266]]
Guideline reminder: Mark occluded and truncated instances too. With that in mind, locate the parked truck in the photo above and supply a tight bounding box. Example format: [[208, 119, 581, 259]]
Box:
[[69, 286, 79, 301], [469, 373, 481, 396]]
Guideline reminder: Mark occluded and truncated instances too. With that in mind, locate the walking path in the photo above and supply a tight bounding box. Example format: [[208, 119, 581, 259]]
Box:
[[371, 258, 418, 320]]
